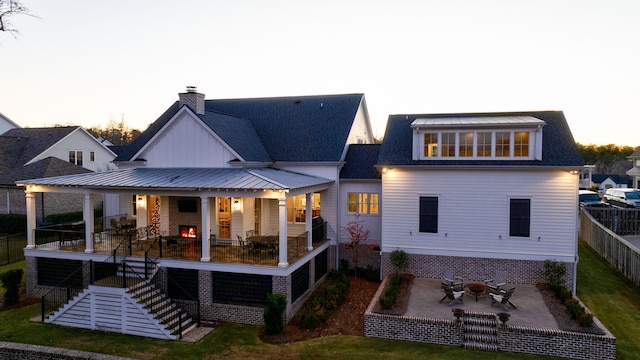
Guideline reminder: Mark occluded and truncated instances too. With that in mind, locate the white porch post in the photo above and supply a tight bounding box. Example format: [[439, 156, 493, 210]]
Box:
[[305, 193, 313, 251], [84, 193, 94, 253], [201, 196, 211, 262], [25, 191, 36, 249], [278, 198, 289, 267]]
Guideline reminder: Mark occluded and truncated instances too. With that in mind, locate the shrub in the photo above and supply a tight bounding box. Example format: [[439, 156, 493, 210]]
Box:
[[0, 214, 26, 235], [543, 260, 566, 287], [296, 270, 350, 329], [379, 273, 403, 309], [339, 259, 350, 272], [578, 313, 594, 327], [389, 250, 409, 273], [263, 293, 287, 335], [0, 269, 23, 307]]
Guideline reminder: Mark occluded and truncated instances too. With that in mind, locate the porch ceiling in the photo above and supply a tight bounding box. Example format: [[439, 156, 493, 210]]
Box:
[[16, 167, 333, 192]]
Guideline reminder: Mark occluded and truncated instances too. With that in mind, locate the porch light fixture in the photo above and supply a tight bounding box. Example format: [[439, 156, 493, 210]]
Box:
[[233, 199, 241, 211]]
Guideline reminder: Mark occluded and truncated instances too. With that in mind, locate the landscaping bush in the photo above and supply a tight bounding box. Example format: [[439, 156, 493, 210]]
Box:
[[578, 313, 594, 327], [0, 269, 23, 307], [389, 250, 409, 273], [264, 293, 287, 335], [543, 259, 566, 287], [297, 270, 350, 329], [0, 214, 26, 235], [379, 272, 403, 310]]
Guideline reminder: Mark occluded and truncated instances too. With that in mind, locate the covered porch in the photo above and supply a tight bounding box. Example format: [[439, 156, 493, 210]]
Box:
[[19, 167, 334, 268]]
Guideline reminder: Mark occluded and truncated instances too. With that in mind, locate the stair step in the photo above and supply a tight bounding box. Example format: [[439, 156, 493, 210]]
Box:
[[463, 333, 497, 343], [463, 324, 497, 335], [463, 342, 498, 352], [463, 317, 496, 326]]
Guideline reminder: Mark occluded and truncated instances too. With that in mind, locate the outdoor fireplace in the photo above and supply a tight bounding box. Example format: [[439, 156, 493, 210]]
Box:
[[179, 225, 197, 238]]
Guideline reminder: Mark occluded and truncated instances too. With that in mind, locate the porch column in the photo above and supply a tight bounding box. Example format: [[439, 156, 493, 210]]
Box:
[[84, 193, 94, 253], [25, 191, 36, 249], [305, 193, 313, 251], [201, 196, 211, 262], [278, 198, 289, 267]]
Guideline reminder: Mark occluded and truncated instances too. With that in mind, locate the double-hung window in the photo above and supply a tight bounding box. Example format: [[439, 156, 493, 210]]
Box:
[[419, 196, 438, 233], [68, 150, 83, 166], [509, 198, 530, 237], [347, 193, 379, 214]]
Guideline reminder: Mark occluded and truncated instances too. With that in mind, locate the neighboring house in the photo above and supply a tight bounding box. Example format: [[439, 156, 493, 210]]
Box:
[[0, 126, 115, 222], [592, 174, 629, 192], [18, 88, 374, 336], [376, 111, 583, 290], [627, 148, 640, 189], [0, 112, 20, 135]]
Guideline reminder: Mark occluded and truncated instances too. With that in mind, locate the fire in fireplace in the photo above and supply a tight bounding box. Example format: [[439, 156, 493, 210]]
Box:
[[179, 225, 197, 238]]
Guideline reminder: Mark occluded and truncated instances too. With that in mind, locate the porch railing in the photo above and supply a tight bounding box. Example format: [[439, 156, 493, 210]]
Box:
[[34, 228, 85, 250]]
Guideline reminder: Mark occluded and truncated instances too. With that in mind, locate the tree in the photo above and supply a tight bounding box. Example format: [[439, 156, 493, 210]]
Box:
[[577, 143, 637, 178], [0, 0, 37, 37], [341, 213, 370, 278], [86, 115, 142, 146]]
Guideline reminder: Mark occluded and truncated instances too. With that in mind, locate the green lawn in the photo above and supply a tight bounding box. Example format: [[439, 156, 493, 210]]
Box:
[[0, 241, 636, 359]]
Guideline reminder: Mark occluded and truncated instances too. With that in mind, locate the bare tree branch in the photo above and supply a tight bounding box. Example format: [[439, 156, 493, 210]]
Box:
[[0, 0, 37, 37]]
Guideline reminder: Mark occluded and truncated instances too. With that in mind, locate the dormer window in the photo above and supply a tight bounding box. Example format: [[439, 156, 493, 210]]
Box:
[[413, 116, 545, 161]]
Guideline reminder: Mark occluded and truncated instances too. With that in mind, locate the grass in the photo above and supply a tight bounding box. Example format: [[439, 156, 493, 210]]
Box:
[[1, 241, 638, 359]]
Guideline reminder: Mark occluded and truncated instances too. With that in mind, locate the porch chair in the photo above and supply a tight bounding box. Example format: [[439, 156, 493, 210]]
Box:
[[484, 270, 507, 294], [135, 226, 148, 249], [442, 267, 464, 291], [490, 287, 517, 311], [439, 283, 466, 306], [246, 230, 259, 239], [110, 218, 121, 233]]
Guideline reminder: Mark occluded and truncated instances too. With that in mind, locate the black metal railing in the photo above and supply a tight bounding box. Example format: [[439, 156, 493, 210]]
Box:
[[312, 218, 327, 244], [34, 228, 85, 250], [0, 232, 26, 266]]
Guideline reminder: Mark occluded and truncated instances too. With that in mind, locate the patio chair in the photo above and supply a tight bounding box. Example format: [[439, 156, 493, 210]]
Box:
[[439, 283, 466, 306], [110, 218, 121, 233], [484, 270, 507, 293], [490, 287, 517, 311], [442, 267, 464, 291], [246, 230, 259, 238]]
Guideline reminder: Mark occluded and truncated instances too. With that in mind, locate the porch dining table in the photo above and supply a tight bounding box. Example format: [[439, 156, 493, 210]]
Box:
[[247, 236, 278, 252]]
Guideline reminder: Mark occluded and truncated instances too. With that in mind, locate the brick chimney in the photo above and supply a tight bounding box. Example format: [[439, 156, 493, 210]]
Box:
[[178, 86, 205, 115]]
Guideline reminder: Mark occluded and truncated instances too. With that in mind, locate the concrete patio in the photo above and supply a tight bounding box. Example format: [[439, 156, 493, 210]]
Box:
[[406, 278, 558, 328]]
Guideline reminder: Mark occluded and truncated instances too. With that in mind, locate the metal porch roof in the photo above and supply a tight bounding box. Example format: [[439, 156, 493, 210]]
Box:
[[16, 167, 334, 191]]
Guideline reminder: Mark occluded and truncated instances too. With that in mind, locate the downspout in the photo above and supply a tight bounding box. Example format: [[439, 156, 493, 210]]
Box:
[[335, 166, 341, 270]]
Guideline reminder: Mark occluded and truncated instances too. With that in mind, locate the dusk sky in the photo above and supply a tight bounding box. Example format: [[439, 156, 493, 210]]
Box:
[[2, 0, 639, 146]]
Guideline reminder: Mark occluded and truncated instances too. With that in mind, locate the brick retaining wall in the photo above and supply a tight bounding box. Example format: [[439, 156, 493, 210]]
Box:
[[0, 341, 134, 360], [365, 275, 616, 360]]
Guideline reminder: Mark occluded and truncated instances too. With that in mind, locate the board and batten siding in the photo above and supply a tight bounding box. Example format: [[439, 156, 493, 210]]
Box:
[[139, 112, 237, 168], [381, 168, 578, 262]]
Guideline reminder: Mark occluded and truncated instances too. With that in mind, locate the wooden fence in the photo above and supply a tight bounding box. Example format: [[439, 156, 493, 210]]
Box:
[[580, 208, 640, 287], [586, 207, 640, 235]]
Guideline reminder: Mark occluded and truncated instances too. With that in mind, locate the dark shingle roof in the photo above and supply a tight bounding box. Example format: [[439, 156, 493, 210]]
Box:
[[340, 144, 382, 180], [1, 127, 78, 165], [592, 174, 628, 184], [115, 94, 365, 163], [1, 156, 91, 186], [378, 111, 584, 167]]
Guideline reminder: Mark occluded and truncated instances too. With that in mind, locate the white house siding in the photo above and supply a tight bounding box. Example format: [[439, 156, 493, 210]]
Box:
[[381, 168, 578, 262], [30, 128, 115, 172], [277, 165, 339, 241], [138, 112, 237, 168]]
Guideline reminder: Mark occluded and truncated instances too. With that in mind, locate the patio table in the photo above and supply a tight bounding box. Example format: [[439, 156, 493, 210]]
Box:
[[466, 283, 487, 301]]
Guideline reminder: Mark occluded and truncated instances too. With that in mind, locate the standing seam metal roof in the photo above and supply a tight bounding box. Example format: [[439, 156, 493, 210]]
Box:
[[16, 167, 333, 191]]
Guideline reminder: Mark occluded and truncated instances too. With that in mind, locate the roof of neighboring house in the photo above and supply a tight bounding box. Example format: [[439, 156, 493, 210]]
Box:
[[0, 156, 91, 186], [378, 111, 584, 167], [1, 127, 79, 165], [592, 174, 628, 184], [16, 167, 333, 192], [115, 94, 365, 163], [628, 148, 640, 159], [340, 144, 382, 180]]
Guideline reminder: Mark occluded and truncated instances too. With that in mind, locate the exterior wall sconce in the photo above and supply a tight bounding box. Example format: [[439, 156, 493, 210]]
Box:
[[137, 196, 145, 207], [233, 199, 241, 211]]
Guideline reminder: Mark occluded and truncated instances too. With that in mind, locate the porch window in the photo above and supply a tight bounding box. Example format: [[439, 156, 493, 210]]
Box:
[[287, 193, 320, 223], [509, 198, 530, 237], [347, 192, 379, 214], [68, 150, 83, 166], [419, 196, 438, 233]]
